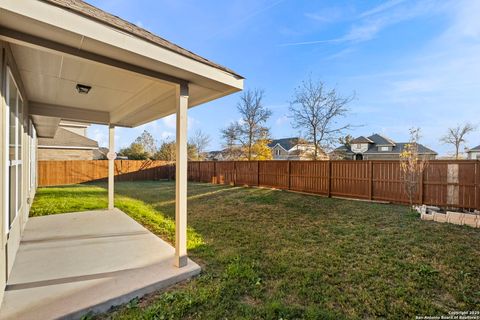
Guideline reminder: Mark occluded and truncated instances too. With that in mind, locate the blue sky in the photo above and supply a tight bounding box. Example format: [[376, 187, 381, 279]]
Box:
[[87, 0, 480, 156]]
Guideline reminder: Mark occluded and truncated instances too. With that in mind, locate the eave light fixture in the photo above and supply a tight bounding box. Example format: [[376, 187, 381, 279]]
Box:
[[76, 84, 92, 94]]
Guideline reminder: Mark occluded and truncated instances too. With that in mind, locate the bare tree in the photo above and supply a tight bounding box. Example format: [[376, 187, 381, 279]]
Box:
[[133, 130, 158, 158], [189, 129, 211, 160], [222, 89, 272, 160], [289, 77, 354, 159], [221, 122, 242, 160], [330, 134, 354, 160], [400, 128, 428, 208], [440, 123, 476, 159], [153, 139, 197, 161]]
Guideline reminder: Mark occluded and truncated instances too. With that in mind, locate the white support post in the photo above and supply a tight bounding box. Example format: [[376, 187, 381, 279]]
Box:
[[108, 124, 115, 210], [175, 83, 188, 268]]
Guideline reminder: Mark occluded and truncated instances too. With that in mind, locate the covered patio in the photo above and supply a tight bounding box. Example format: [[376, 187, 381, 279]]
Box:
[[0, 209, 201, 319], [0, 0, 242, 317]]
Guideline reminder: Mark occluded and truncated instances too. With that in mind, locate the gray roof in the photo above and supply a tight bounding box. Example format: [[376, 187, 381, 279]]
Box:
[[468, 145, 480, 152], [350, 136, 373, 144], [38, 128, 99, 149], [334, 133, 437, 155], [368, 134, 396, 146], [268, 138, 300, 151], [331, 145, 354, 154], [42, 0, 242, 78], [93, 147, 109, 159], [363, 142, 437, 155]]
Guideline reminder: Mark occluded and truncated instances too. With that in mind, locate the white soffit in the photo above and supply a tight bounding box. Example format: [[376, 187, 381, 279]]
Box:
[[0, 0, 244, 127], [0, 0, 243, 93]]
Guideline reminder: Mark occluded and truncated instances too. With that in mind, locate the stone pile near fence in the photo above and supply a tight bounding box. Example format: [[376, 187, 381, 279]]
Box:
[[416, 205, 480, 228]]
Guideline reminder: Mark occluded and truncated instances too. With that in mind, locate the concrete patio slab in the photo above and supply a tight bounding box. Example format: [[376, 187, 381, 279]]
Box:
[[0, 209, 201, 320]]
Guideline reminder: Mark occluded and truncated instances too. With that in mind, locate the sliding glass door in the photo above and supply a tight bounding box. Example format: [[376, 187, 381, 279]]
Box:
[[6, 67, 23, 230]]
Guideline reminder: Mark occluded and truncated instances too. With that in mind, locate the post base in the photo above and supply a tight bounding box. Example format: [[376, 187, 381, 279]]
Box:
[[175, 255, 188, 268]]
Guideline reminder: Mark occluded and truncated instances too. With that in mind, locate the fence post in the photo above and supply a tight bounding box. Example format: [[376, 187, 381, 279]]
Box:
[[369, 161, 373, 200], [287, 161, 291, 190], [233, 161, 237, 186], [213, 161, 217, 184], [476, 161, 479, 210], [327, 161, 332, 197], [419, 167, 424, 205], [257, 161, 260, 186]]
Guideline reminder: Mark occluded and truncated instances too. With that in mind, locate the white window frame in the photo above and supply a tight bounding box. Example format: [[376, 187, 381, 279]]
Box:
[[4, 66, 23, 233], [380, 146, 389, 152]]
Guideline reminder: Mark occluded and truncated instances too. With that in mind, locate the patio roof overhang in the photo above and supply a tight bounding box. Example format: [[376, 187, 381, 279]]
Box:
[[0, 0, 243, 274], [0, 0, 243, 135]]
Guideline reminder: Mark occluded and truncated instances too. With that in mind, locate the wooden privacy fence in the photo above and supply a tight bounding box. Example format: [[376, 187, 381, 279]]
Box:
[[187, 160, 480, 210], [38, 160, 480, 210], [38, 160, 174, 186]]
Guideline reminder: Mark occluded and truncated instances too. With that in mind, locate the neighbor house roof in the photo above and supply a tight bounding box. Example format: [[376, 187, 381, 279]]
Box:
[[368, 133, 396, 146], [363, 142, 437, 155], [268, 138, 300, 151], [41, 0, 242, 78], [334, 133, 437, 155], [38, 128, 99, 149], [331, 145, 354, 155], [350, 136, 373, 144], [93, 147, 109, 159], [468, 145, 480, 152]]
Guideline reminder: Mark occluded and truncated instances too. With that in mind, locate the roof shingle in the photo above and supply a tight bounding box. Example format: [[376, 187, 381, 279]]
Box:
[[268, 138, 300, 151], [41, 0, 242, 78]]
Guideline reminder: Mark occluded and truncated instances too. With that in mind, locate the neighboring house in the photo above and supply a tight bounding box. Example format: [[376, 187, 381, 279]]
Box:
[[332, 134, 437, 160], [467, 145, 480, 160], [206, 148, 243, 161], [93, 147, 110, 160], [37, 121, 100, 160], [206, 150, 225, 161], [268, 138, 328, 160]]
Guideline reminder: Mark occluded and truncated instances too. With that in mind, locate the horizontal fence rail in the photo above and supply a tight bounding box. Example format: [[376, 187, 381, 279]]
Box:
[[38, 160, 480, 210]]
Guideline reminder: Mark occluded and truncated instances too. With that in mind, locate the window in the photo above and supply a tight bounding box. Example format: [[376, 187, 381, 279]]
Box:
[[356, 144, 361, 149], [6, 67, 23, 229], [275, 149, 281, 156], [380, 146, 389, 152]]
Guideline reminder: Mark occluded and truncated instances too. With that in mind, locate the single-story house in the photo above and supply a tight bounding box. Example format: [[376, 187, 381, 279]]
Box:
[[332, 133, 437, 160], [268, 137, 328, 160], [37, 121, 101, 160], [0, 0, 243, 318], [467, 145, 480, 160]]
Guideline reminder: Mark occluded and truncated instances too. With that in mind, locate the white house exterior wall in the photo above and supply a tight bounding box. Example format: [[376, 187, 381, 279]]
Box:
[[351, 143, 369, 153], [0, 40, 37, 303], [469, 151, 480, 160], [271, 144, 289, 160]]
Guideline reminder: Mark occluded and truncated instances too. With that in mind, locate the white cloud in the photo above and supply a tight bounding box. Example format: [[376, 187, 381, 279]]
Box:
[[160, 131, 174, 140], [162, 114, 199, 131], [358, 0, 405, 19], [275, 115, 289, 126], [208, 0, 286, 39], [304, 7, 345, 23], [162, 115, 176, 129], [344, 0, 480, 155], [88, 126, 107, 148], [281, 0, 440, 46]]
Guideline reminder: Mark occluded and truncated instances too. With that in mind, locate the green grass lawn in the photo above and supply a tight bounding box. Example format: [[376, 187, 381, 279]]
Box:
[[30, 181, 480, 319]]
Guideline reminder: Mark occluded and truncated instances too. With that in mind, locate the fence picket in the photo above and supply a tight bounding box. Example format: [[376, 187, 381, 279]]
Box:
[[37, 160, 480, 210]]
